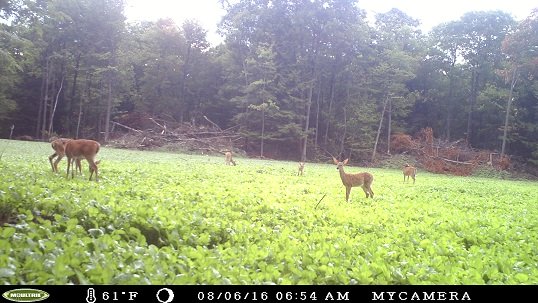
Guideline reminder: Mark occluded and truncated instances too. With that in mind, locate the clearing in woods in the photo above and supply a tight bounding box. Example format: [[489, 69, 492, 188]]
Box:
[[0, 139, 537, 284]]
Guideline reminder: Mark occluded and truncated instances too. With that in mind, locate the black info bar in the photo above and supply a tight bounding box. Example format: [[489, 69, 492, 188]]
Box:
[[0, 285, 533, 303]]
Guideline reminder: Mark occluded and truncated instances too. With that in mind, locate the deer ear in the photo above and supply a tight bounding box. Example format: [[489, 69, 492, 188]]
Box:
[[333, 157, 339, 165], [343, 159, 349, 165]]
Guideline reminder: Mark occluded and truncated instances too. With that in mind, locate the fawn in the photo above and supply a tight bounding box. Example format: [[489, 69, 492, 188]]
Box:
[[49, 138, 82, 174], [65, 139, 101, 181], [298, 162, 305, 176], [225, 151, 236, 166], [403, 163, 417, 183], [333, 158, 374, 201]]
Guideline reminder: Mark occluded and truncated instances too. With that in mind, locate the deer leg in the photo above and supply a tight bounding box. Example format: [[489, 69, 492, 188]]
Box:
[[346, 187, 351, 202], [49, 153, 57, 172], [362, 185, 370, 198], [53, 154, 64, 173], [71, 158, 76, 179], [93, 164, 98, 182], [66, 157, 71, 179], [75, 159, 82, 175], [88, 159, 98, 182]]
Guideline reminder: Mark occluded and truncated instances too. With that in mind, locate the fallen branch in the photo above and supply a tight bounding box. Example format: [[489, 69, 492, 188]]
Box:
[[203, 115, 222, 132], [185, 131, 239, 137], [223, 124, 240, 132], [315, 193, 327, 209], [438, 157, 474, 165], [112, 121, 142, 133], [149, 118, 167, 134], [109, 114, 243, 155], [198, 147, 228, 155]]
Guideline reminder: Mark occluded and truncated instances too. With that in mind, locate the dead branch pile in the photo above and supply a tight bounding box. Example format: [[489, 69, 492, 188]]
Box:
[[391, 127, 511, 175], [107, 112, 241, 154]]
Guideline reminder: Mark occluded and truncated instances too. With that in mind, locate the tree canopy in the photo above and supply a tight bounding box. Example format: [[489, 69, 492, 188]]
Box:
[[1, 0, 537, 166]]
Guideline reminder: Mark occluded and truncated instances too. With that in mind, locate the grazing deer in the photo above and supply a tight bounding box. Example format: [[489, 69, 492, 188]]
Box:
[[225, 151, 236, 166], [333, 158, 374, 201], [49, 138, 82, 174], [298, 162, 305, 176], [403, 163, 417, 184], [65, 139, 100, 181]]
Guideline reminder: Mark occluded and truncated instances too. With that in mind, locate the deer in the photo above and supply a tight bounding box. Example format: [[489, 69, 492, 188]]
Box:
[[298, 162, 305, 176], [65, 139, 101, 181], [333, 158, 374, 201], [49, 138, 82, 174], [403, 163, 417, 184], [225, 151, 236, 166]]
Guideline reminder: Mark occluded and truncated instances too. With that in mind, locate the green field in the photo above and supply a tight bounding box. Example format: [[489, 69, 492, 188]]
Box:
[[1, 139, 537, 285]]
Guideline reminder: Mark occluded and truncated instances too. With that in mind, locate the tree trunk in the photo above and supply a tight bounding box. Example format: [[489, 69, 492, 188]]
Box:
[[372, 96, 389, 162], [96, 81, 102, 140], [260, 107, 265, 158], [323, 75, 335, 145], [301, 81, 314, 162], [48, 75, 65, 137], [338, 103, 347, 157], [77, 74, 91, 139], [35, 65, 46, 138], [466, 69, 479, 146], [501, 68, 518, 158], [41, 58, 51, 139], [387, 97, 392, 155], [104, 79, 112, 142], [67, 54, 81, 136], [180, 45, 192, 123], [76, 100, 83, 139], [314, 81, 321, 148], [446, 88, 453, 141], [445, 63, 456, 141], [47, 70, 57, 137]]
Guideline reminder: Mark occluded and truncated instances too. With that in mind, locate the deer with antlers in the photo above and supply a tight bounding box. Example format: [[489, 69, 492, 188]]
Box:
[[333, 158, 374, 201]]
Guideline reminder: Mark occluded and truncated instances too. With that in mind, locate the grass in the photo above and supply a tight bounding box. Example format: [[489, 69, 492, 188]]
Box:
[[0, 139, 537, 285]]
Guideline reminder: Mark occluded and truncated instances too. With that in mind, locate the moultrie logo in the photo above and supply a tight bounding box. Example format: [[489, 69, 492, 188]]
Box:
[[2, 289, 50, 302]]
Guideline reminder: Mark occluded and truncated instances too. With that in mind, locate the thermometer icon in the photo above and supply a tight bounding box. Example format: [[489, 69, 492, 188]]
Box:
[[86, 288, 97, 303]]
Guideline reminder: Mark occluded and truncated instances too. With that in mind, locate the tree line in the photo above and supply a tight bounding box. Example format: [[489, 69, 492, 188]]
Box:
[[1, 0, 537, 165]]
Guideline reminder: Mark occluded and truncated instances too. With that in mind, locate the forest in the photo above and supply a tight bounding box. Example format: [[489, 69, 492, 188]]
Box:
[[1, 0, 537, 169]]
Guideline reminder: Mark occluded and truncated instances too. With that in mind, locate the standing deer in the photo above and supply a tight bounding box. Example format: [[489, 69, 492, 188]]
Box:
[[403, 163, 417, 184], [333, 158, 374, 201], [49, 138, 82, 174], [298, 162, 305, 176], [65, 139, 101, 181], [225, 151, 236, 166]]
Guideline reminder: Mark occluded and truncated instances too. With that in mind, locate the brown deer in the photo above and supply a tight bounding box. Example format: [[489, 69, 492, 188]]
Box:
[[333, 158, 374, 201], [65, 139, 101, 181], [298, 162, 305, 176], [49, 138, 82, 174], [225, 151, 236, 166], [403, 163, 417, 184]]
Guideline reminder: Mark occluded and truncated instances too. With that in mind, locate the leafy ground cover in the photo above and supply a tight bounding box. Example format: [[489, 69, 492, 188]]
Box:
[[1, 139, 537, 284]]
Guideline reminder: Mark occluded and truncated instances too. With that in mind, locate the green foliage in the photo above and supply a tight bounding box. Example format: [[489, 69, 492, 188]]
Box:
[[1, 0, 537, 163], [1, 139, 537, 284]]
